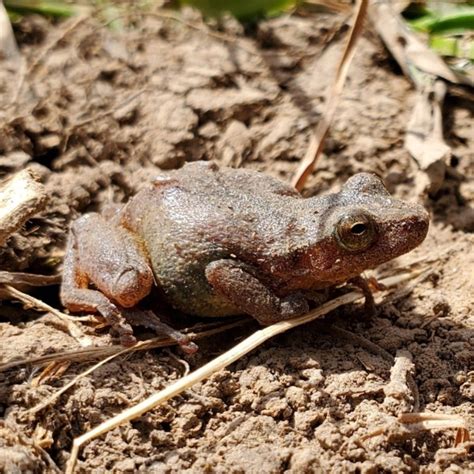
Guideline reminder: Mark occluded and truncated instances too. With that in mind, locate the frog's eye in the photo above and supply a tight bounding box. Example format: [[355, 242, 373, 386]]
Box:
[[335, 211, 377, 252]]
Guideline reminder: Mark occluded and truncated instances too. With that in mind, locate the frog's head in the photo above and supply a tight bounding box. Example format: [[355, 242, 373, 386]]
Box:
[[306, 173, 429, 284]]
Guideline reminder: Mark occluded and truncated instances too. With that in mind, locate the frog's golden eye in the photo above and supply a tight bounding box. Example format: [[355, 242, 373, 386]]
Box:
[[335, 212, 377, 252]]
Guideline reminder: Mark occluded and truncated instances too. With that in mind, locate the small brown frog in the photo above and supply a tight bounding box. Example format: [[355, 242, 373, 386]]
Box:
[[61, 161, 429, 351]]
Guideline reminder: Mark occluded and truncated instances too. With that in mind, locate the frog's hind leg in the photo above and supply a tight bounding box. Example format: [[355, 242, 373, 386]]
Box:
[[121, 308, 198, 354], [60, 214, 153, 345], [205, 259, 309, 325]]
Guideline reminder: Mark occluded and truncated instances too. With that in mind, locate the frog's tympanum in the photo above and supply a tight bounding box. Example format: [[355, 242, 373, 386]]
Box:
[[61, 161, 429, 351]]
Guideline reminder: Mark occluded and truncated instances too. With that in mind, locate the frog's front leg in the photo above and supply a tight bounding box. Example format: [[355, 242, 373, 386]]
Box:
[[205, 259, 309, 324], [60, 213, 154, 345]]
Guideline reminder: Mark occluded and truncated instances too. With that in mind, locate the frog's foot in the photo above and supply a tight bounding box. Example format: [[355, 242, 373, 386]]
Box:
[[349, 275, 383, 316], [279, 294, 310, 321], [205, 259, 309, 325], [302, 288, 330, 306], [121, 308, 198, 354]]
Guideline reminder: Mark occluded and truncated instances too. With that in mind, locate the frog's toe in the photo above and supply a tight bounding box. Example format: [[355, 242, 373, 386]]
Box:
[[280, 294, 309, 319], [110, 322, 136, 346]]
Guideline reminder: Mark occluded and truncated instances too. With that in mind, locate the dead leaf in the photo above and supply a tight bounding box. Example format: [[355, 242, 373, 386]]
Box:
[[368, 1, 472, 87], [405, 78, 451, 194]]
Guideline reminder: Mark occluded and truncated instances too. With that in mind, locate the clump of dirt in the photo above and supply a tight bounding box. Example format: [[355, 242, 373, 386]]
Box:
[[0, 8, 472, 473]]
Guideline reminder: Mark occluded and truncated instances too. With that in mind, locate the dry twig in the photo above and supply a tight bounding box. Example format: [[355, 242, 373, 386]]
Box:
[[363, 412, 471, 447], [2, 285, 94, 346], [0, 169, 47, 246], [0, 271, 60, 287], [292, 0, 368, 190], [0, 271, 60, 300], [383, 349, 419, 412]]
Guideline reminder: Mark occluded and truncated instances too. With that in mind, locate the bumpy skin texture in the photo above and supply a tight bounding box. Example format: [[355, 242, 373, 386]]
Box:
[[61, 161, 429, 341]]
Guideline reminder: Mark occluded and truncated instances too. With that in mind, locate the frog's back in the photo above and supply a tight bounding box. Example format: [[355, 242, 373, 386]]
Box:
[[133, 161, 303, 317], [170, 161, 300, 198]]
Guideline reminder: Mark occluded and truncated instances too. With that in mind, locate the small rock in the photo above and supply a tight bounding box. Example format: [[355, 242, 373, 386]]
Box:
[[37, 134, 61, 151], [198, 122, 219, 138], [0, 151, 31, 169], [114, 458, 136, 472], [286, 386, 307, 409]]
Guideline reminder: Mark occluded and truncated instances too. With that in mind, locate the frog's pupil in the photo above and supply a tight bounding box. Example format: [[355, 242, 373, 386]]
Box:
[[351, 223, 366, 235]]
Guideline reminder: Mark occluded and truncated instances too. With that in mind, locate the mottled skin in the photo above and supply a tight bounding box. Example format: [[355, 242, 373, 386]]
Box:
[[61, 161, 429, 348]]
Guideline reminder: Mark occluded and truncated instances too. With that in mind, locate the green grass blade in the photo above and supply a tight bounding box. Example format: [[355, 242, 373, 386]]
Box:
[[5, 0, 79, 18], [408, 7, 474, 35], [180, 0, 298, 20]]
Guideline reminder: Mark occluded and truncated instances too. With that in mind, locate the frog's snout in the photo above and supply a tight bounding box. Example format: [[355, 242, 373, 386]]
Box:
[[406, 209, 429, 247], [387, 204, 430, 254]]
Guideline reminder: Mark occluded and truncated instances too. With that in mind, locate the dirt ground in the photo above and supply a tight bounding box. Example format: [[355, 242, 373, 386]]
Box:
[[0, 8, 473, 473]]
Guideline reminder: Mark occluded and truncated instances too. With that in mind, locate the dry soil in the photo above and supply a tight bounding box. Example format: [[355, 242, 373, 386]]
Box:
[[0, 9, 473, 473]]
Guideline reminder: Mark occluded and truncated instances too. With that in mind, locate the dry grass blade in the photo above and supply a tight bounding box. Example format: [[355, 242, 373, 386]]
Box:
[[66, 269, 420, 473], [303, 0, 352, 14], [330, 325, 393, 362], [399, 412, 469, 428], [145, 11, 258, 56], [0, 345, 120, 372], [26, 320, 248, 413], [400, 413, 471, 447], [0, 271, 60, 300], [31, 361, 71, 387], [2, 285, 94, 346], [0, 168, 47, 246], [28, 347, 131, 415], [292, 0, 368, 191], [70, 88, 148, 130], [0, 319, 247, 372], [0, 271, 60, 286], [7, 15, 88, 115], [27, 15, 87, 76], [363, 412, 471, 446]]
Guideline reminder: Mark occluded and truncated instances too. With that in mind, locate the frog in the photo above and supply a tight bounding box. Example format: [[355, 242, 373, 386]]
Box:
[[60, 161, 429, 352]]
